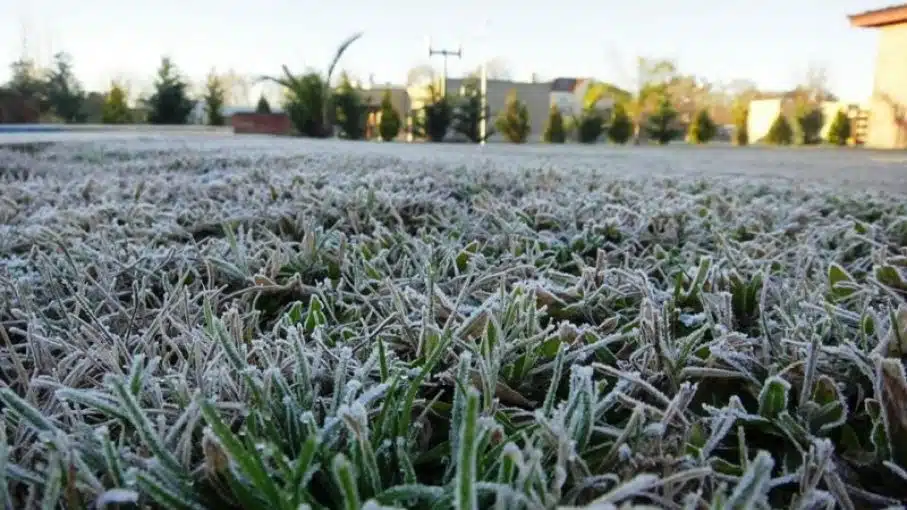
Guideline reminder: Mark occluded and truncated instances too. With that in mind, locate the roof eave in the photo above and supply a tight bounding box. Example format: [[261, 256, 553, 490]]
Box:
[[849, 4, 907, 28]]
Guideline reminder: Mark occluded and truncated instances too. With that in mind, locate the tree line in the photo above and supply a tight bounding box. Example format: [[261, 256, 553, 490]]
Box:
[[0, 37, 854, 146]]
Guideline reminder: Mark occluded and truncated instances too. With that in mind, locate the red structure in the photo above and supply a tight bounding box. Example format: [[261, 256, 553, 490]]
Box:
[[230, 113, 293, 135]]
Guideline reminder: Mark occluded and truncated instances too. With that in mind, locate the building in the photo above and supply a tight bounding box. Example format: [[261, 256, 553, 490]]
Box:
[[359, 85, 411, 140], [550, 78, 594, 118], [849, 4, 907, 149]]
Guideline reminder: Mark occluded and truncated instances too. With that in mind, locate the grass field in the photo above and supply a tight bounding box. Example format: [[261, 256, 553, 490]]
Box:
[[2, 138, 907, 509]]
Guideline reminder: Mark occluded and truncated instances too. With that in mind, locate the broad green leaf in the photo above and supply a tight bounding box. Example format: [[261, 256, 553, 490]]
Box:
[[758, 376, 790, 419]]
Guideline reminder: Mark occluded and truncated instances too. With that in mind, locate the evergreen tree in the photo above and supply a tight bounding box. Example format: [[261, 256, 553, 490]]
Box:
[[255, 95, 272, 114], [8, 58, 49, 117], [494, 89, 531, 143], [576, 110, 604, 143], [826, 109, 851, 146], [645, 95, 679, 144], [101, 83, 132, 124], [732, 100, 749, 146], [451, 78, 489, 143], [203, 71, 226, 126], [144, 57, 194, 125], [45, 52, 85, 123], [687, 108, 717, 144], [413, 86, 452, 142], [607, 103, 633, 144], [377, 89, 402, 141], [795, 101, 824, 145], [332, 74, 367, 140], [542, 104, 566, 143], [765, 113, 793, 145]]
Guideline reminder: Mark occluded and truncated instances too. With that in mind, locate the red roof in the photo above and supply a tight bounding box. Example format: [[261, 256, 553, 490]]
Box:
[[849, 3, 907, 28]]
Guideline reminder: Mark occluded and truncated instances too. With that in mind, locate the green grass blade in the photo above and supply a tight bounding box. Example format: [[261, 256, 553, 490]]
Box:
[[455, 386, 480, 510]]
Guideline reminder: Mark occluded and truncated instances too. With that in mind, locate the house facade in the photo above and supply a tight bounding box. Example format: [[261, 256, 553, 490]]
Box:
[[849, 4, 907, 149]]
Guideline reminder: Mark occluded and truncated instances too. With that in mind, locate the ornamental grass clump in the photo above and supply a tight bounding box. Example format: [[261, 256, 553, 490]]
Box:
[[1, 139, 907, 509]]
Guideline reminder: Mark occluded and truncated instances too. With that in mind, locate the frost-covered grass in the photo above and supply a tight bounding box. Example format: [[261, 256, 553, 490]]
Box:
[[2, 138, 907, 509]]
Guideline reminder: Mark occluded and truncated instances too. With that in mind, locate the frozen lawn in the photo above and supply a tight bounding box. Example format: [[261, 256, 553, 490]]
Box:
[[1, 137, 907, 509]]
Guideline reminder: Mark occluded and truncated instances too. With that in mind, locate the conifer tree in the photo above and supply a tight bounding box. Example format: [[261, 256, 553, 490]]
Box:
[[765, 113, 793, 145], [101, 83, 132, 124], [145, 57, 194, 124], [826, 109, 851, 146], [204, 71, 226, 126], [495, 89, 531, 143], [378, 89, 402, 141], [542, 104, 566, 143], [255, 95, 272, 114], [732, 100, 749, 146], [688, 109, 716, 144], [645, 94, 679, 144], [607, 103, 633, 144]]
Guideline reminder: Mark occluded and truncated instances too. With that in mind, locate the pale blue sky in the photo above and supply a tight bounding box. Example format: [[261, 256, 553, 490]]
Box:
[[0, 0, 893, 103]]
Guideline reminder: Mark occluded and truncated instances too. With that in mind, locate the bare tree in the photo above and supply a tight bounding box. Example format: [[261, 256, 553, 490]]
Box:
[[406, 64, 436, 86], [219, 69, 252, 107], [802, 62, 835, 102], [473, 57, 512, 80]]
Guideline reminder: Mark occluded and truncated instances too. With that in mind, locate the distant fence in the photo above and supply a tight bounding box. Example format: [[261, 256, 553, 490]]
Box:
[[0, 124, 233, 135], [230, 113, 293, 135]]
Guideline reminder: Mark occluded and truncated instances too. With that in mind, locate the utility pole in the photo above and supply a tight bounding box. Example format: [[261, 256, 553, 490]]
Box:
[[427, 39, 461, 96], [479, 61, 487, 145]]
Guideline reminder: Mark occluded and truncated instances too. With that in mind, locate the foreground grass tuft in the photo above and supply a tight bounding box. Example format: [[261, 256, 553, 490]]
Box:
[[2, 140, 907, 509]]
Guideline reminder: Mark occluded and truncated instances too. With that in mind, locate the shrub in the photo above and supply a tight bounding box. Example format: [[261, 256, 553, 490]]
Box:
[[495, 89, 531, 143], [827, 109, 852, 146], [607, 103, 633, 144], [377, 89, 402, 141], [795, 102, 824, 145], [263, 32, 363, 138], [255, 95, 272, 114], [144, 57, 194, 125], [412, 86, 452, 142], [284, 73, 330, 137], [765, 113, 794, 145], [687, 108, 716, 144], [451, 79, 490, 143], [203, 72, 226, 126], [101, 83, 132, 124], [732, 100, 749, 146], [542, 104, 566, 143], [332, 74, 367, 140], [577, 110, 605, 144], [645, 95, 679, 144]]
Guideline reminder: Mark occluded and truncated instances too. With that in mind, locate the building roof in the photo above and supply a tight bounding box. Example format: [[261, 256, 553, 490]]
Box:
[[551, 77, 592, 92], [849, 3, 907, 28]]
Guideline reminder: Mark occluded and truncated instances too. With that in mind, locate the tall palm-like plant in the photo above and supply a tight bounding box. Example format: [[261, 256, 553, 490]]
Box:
[[261, 32, 363, 137]]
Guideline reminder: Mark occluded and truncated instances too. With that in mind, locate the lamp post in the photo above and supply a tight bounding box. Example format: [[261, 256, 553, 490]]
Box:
[[478, 19, 490, 145]]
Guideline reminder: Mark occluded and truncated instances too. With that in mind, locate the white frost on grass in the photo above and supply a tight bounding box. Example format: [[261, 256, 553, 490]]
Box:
[[2, 137, 907, 509]]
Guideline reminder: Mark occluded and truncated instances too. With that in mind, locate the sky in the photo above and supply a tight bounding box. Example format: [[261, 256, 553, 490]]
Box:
[[0, 0, 894, 104]]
